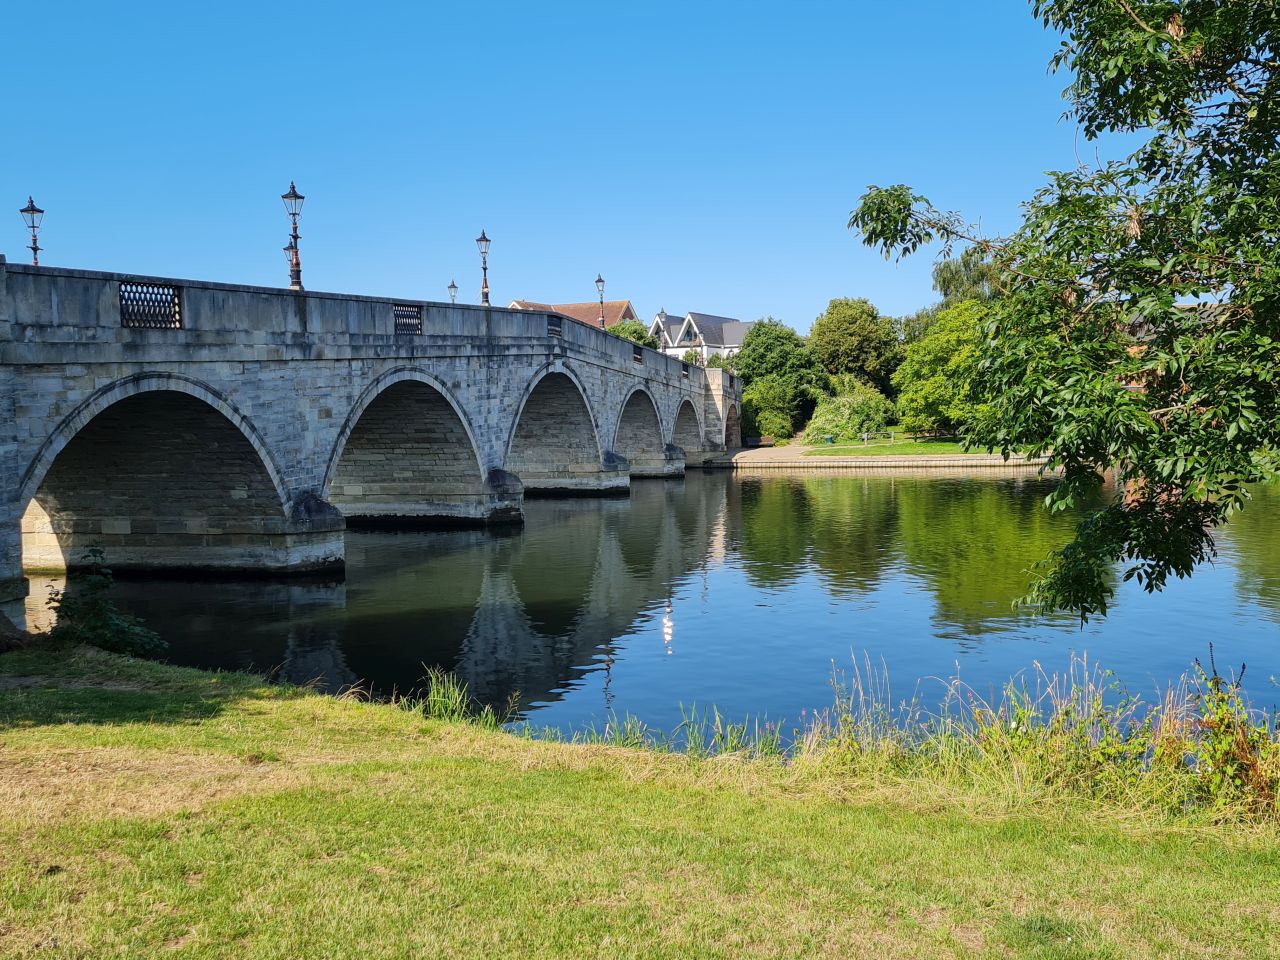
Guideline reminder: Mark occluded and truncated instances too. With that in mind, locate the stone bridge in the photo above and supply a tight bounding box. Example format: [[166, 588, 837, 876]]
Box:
[[0, 259, 742, 601]]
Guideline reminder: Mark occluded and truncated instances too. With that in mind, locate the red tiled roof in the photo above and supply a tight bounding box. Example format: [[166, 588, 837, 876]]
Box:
[[510, 299, 638, 330]]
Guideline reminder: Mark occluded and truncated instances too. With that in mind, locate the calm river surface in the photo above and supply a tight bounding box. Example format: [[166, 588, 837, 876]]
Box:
[[23, 470, 1280, 732]]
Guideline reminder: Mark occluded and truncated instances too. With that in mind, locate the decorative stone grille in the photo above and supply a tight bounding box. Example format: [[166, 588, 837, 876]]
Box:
[[119, 281, 182, 329], [547, 316, 563, 338], [393, 303, 423, 334], [632, 344, 643, 364]]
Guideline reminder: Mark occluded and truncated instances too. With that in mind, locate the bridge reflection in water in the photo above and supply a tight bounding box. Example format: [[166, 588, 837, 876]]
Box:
[[15, 471, 1280, 728], [28, 476, 729, 713]]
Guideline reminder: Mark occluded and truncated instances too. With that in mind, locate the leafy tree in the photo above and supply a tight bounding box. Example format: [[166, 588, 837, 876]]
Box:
[[891, 300, 989, 434], [932, 246, 1000, 305], [894, 252, 1000, 346], [680, 348, 702, 366], [894, 305, 941, 346], [734, 318, 829, 431], [705, 352, 734, 370], [610, 319, 658, 350], [849, 0, 1280, 619], [802, 381, 896, 444], [808, 298, 900, 391]]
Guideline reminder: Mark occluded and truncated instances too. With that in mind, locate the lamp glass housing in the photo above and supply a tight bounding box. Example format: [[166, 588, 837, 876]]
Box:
[[281, 182, 305, 217], [19, 197, 43, 230], [475, 230, 490, 256]]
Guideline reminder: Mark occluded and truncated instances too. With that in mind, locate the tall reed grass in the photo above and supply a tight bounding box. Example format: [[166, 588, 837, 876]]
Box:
[[408, 650, 1280, 820]]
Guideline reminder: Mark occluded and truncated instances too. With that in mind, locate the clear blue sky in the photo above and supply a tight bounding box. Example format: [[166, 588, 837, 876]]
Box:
[[4, 2, 1101, 331]]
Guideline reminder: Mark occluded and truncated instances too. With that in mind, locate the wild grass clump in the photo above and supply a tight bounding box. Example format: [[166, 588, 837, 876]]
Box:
[[801, 650, 1279, 819], [525, 705, 789, 759], [395, 668, 515, 731], [421, 648, 1280, 821]]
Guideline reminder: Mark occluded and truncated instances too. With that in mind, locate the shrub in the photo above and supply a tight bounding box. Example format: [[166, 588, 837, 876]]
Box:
[[46, 549, 166, 658], [742, 375, 800, 439], [802, 381, 895, 444]]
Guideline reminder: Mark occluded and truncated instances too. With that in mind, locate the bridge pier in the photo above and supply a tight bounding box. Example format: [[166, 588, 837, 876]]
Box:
[[626, 444, 686, 478], [0, 510, 27, 602], [20, 493, 345, 578], [516, 453, 631, 497]]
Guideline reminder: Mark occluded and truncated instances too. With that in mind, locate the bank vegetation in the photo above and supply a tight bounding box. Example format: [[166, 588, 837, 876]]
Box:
[[2, 641, 1278, 958]]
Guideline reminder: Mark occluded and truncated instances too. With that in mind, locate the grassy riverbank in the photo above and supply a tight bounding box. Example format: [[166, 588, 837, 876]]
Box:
[[3, 646, 1279, 959]]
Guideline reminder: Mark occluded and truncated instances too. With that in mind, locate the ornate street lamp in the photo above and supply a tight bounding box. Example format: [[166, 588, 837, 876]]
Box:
[[448, 278, 458, 304], [475, 230, 491, 306], [19, 196, 43, 266], [595, 273, 605, 328], [281, 181, 305, 291]]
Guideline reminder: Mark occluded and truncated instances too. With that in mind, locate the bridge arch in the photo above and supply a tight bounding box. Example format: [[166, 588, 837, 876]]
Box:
[[504, 363, 625, 494], [612, 387, 676, 477], [20, 372, 290, 510], [18, 373, 339, 574], [671, 398, 704, 455], [325, 367, 500, 525]]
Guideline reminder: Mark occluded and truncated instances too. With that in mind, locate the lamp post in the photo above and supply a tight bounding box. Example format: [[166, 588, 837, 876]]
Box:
[[448, 279, 458, 304], [283, 239, 298, 284], [19, 196, 43, 265], [595, 273, 605, 328], [475, 230, 490, 306], [281, 181, 305, 291]]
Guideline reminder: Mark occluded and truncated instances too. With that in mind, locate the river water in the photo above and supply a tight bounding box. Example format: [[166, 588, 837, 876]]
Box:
[[21, 470, 1280, 732]]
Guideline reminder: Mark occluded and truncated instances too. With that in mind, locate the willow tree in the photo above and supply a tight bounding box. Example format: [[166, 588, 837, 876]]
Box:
[[850, 1, 1280, 619]]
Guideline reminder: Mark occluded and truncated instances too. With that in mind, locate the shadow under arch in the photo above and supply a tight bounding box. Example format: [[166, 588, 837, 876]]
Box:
[[325, 367, 511, 526], [20, 372, 291, 512], [671, 397, 704, 455], [21, 375, 340, 574], [612, 386, 679, 477], [504, 362, 627, 495]]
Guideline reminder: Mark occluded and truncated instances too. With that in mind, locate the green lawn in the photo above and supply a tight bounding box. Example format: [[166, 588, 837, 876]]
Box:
[[2, 646, 1277, 959], [804, 439, 976, 457]]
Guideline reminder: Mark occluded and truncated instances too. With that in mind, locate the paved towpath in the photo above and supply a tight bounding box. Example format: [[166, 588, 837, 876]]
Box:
[[700, 445, 1051, 471]]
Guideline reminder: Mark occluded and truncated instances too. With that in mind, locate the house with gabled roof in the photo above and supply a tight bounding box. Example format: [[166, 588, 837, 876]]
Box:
[[649, 310, 756, 363], [510, 299, 640, 331], [649, 309, 685, 352]]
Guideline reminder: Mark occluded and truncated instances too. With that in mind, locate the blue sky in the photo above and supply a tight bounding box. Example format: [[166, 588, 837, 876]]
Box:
[[5, 2, 1103, 331]]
